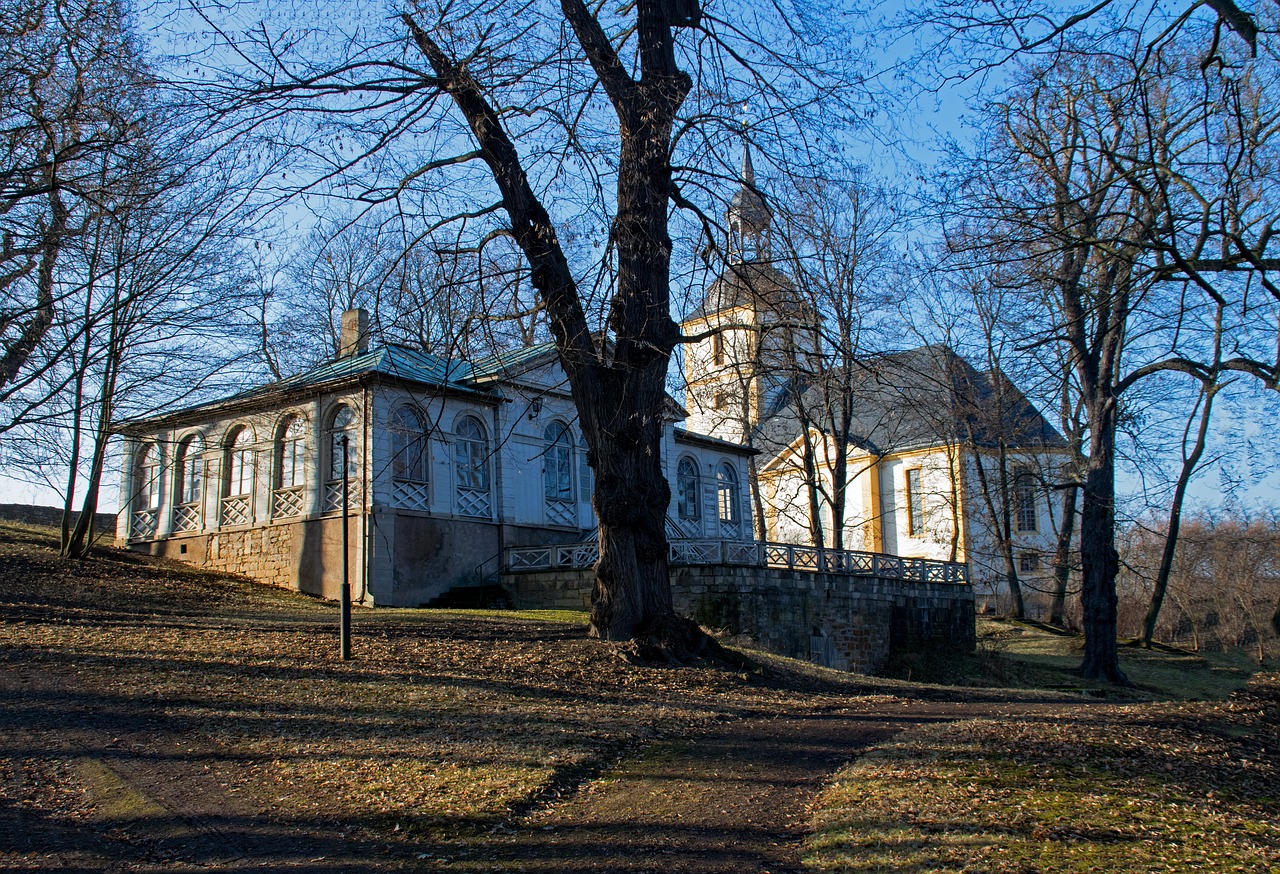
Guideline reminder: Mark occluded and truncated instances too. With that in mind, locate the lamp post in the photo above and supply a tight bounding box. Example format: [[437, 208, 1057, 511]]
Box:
[[340, 434, 352, 661]]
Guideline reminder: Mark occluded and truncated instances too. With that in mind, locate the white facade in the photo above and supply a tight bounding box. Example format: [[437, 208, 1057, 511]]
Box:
[[118, 339, 754, 606]]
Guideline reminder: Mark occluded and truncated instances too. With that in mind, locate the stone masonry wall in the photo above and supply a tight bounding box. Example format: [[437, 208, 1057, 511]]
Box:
[[504, 566, 975, 674], [145, 515, 360, 602]]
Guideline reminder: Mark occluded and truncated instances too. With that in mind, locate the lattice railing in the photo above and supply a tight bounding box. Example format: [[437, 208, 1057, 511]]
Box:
[[392, 481, 430, 511], [456, 488, 491, 519], [545, 499, 576, 528], [172, 504, 200, 533], [131, 509, 158, 540], [324, 481, 362, 513], [272, 485, 305, 519], [221, 495, 252, 527], [505, 537, 969, 584]]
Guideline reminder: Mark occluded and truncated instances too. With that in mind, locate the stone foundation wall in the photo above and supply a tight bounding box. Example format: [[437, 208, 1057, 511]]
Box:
[[142, 516, 360, 602], [504, 565, 975, 674]]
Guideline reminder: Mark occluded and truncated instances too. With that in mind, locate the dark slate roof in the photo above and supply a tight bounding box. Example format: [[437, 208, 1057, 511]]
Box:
[[730, 146, 772, 233], [687, 259, 809, 322], [755, 345, 1066, 457]]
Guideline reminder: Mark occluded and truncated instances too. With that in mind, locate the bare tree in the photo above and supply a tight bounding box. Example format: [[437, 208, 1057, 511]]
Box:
[[943, 32, 1280, 681], [769, 168, 903, 552], [197, 0, 855, 655], [1, 0, 145, 413]]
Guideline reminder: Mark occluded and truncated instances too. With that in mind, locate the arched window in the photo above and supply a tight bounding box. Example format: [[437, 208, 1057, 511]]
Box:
[[276, 416, 306, 490], [130, 443, 162, 539], [454, 415, 491, 518], [176, 437, 204, 506], [677, 456, 701, 521], [716, 462, 740, 528], [272, 416, 307, 518], [324, 405, 359, 513], [390, 405, 430, 511], [327, 406, 358, 483], [135, 443, 161, 511], [543, 421, 574, 526], [225, 428, 254, 497], [221, 427, 255, 526], [173, 435, 204, 532], [390, 406, 429, 483]]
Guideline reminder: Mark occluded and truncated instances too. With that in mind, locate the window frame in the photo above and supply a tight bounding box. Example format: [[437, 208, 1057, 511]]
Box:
[[453, 415, 492, 514], [904, 467, 924, 537], [716, 461, 740, 526], [276, 415, 307, 490], [390, 405, 429, 484], [676, 456, 701, 521], [542, 420, 574, 505], [135, 443, 162, 511], [175, 435, 204, 506], [327, 405, 359, 484], [224, 427, 255, 498], [1013, 466, 1039, 533], [1019, 551, 1041, 574]]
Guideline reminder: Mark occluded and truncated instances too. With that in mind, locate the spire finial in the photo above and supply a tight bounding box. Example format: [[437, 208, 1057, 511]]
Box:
[[741, 140, 755, 186]]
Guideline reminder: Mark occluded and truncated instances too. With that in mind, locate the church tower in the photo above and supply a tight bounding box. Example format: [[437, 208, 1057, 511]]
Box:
[[681, 144, 818, 444]]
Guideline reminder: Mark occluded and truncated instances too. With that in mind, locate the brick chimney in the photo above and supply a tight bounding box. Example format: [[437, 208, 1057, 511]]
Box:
[[338, 308, 370, 358]]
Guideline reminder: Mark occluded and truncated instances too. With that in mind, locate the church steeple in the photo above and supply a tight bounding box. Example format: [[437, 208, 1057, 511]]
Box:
[[728, 141, 772, 261]]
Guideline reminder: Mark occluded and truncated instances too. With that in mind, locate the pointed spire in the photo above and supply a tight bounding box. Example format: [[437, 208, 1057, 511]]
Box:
[[727, 135, 771, 261]]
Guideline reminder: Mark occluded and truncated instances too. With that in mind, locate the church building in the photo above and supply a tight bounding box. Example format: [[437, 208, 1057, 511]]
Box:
[[679, 148, 1068, 602]]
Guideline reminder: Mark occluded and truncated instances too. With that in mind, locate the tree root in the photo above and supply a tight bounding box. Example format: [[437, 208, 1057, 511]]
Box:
[[615, 613, 757, 671]]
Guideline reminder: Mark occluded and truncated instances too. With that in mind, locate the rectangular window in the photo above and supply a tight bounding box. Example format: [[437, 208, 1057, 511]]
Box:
[[229, 449, 254, 497], [1019, 551, 1041, 573], [1014, 466, 1038, 533], [905, 468, 924, 537], [712, 333, 725, 365]]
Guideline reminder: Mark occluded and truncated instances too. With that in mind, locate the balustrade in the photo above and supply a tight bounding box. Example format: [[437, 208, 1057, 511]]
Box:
[[503, 537, 969, 584], [172, 504, 201, 532], [272, 485, 305, 519]]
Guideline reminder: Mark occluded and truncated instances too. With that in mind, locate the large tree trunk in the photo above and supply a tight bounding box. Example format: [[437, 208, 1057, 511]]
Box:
[[66, 392, 114, 559], [404, 3, 710, 657], [0, 189, 64, 389], [829, 434, 849, 552], [576, 367, 676, 642], [1077, 397, 1127, 683]]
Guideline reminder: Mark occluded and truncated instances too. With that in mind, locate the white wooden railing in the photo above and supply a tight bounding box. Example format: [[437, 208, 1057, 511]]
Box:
[[504, 538, 969, 584]]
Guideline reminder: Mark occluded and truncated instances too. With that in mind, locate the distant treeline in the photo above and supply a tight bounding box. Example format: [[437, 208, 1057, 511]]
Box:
[[1117, 515, 1280, 662]]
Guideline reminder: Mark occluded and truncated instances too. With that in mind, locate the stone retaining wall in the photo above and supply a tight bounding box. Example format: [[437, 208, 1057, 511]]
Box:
[[139, 516, 359, 602], [504, 565, 975, 674]]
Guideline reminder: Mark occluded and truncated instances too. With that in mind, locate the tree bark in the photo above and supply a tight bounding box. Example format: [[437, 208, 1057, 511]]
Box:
[[1077, 395, 1128, 683], [0, 188, 65, 389]]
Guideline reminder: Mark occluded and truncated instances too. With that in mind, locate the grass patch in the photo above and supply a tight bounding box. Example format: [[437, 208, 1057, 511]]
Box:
[[885, 618, 1273, 701], [805, 677, 1280, 873]]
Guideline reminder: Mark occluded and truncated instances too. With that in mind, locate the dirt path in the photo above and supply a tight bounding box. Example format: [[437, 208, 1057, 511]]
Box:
[[3, 658, 1060, 874], [439, 701, 1053, 874], [2, 663, 396, 872]]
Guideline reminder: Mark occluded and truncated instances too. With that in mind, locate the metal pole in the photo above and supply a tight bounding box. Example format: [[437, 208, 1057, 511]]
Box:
[[340, 434, 352, 661]]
